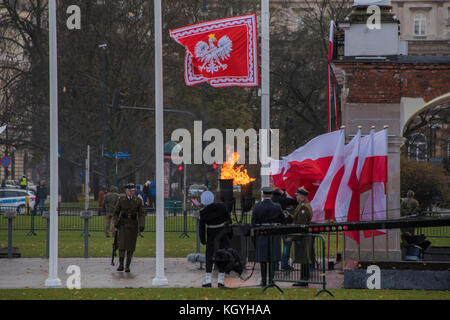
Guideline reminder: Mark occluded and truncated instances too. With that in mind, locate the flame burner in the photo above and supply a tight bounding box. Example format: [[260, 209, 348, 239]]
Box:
[[219, 179, 234, 213], [240, 181, 254, 213]]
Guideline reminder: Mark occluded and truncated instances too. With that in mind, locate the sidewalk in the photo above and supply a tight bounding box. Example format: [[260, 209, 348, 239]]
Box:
[[0, 257, 344, 290]]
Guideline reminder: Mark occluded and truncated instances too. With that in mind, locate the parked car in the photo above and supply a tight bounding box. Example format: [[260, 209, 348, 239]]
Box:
[[27, 181, 37, 194], [3, 179, 18, 189], [0, 188, 36, 214], [188, 184, 207, 198]]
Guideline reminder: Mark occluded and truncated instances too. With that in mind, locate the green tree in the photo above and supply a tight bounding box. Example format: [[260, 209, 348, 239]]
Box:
[[401, 156, 450, 211]]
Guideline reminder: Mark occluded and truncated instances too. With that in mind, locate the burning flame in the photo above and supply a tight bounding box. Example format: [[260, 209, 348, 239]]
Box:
[[220, 152, 256, 185]]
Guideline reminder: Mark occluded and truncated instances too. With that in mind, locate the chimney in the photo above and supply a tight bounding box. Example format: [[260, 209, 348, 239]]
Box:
[[339, 0, 405, 57]]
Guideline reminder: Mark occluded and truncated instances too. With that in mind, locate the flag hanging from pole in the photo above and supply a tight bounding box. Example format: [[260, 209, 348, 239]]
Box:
[[169, 14, 259, 88]]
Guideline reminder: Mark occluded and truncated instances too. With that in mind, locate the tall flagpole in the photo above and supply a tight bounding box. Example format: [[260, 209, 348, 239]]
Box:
[[152, 0, 168, 287], [370, 126, 375, 261], [384, 125, 389, 260], [261, 0, 270, 188], [45, 0, 61, 287]]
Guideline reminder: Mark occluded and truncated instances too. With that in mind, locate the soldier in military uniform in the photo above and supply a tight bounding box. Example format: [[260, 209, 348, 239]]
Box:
[[251, 187, 286, 287], [113, 183, 146, 272], [401, 190, 420, 235], [286, 187, 313, 287], [103, 185, 120, 238], [199, 191, 232, 288]]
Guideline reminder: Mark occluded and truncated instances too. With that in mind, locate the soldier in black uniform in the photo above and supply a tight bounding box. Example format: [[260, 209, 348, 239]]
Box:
[[199, 191, 232, 288], [251, 187, 286, 287], [113, 183, 146, 273]]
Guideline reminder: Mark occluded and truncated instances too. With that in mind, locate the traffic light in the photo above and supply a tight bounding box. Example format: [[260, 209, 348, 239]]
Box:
[[178, 165, 183, 172], [212, 162, 217, 170], [112, 90, 124, 112]]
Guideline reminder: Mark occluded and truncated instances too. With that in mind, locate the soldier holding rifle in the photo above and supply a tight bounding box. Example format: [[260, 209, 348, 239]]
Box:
[[113, 183, 146, 273]]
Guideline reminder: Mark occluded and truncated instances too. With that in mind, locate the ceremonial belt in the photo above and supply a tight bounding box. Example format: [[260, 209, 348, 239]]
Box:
[[208, 222, 226, 229], [121, 212, 137, 219]]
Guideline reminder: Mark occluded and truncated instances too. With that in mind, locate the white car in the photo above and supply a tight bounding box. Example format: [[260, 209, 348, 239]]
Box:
[[0, 188, 36, 214]]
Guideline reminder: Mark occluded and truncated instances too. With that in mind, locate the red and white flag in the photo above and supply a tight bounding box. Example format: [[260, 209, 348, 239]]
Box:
[[335, 130, 361, 242], [270, 130, 345, 222], [169, 14, 259, 88], [360, 128, 388, 238]]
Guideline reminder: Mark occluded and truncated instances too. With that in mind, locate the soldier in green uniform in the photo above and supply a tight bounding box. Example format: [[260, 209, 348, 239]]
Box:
[[113, 183, 146, 272], [286, 187, 313, 287], [400, 190, 420, 235], [103, 185, 120, 238]]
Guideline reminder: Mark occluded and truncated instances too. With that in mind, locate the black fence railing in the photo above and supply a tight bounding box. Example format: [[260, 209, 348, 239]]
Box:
[[0, 205, 200, 234]]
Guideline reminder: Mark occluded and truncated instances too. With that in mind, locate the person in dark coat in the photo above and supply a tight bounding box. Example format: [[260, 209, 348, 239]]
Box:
[[199, 191, 232, 288], [251, 187, 286, 287], [113, 183, 146, 273], [35, 180, 48, 215]]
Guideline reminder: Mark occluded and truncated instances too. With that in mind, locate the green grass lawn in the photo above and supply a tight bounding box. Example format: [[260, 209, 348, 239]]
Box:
[[1, 214, 448, 258], [0, 288, 449, 300]]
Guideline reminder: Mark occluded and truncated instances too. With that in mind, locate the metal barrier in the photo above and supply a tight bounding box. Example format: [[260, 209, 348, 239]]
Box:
[[0, 205, 200, 234], [266, 233, 333, 296]]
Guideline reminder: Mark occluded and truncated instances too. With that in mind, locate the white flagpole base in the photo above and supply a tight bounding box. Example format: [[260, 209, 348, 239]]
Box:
[[152, 277, 168, 287], [45, 278, 62, 287]]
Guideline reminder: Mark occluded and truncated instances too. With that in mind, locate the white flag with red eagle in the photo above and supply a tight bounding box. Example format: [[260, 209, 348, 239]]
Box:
[[169, 14, 259, 88]]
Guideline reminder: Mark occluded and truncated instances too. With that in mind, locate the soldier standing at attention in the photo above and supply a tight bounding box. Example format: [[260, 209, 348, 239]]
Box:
[[251, 187, 285, 287], [286, 187, 313, 287], [103, 185, 120, 238], [113, 183, 146, 272], [199, 190, 232, 288]]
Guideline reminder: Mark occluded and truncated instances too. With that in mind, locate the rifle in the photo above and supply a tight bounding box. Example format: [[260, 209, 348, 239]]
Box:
[[111, 229, 118, 266]]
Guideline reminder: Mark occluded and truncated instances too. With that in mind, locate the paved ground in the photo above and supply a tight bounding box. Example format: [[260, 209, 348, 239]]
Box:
[[0, 257, 344, 290]]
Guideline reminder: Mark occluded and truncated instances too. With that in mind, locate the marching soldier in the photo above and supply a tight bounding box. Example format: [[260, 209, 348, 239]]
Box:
[[103, 185, 120, 238], [113, 183, 146, 272], [286, 187, 313, 287]]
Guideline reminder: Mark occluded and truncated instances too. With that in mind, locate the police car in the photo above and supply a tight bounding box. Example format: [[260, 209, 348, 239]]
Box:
[[0, 188, 36, 214]]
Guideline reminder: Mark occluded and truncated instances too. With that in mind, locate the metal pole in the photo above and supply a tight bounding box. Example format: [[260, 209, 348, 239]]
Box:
[[101, 1, 108, 186], [85, 145, 90, 212], [260, 0, 270, 188], [84, 218, 89, 258], [384, 125, 389, 260], [7, 217, 13, 259], [152, 0, 168, 287], [371, 127, 375, 261], [45, 0, 61, 287]]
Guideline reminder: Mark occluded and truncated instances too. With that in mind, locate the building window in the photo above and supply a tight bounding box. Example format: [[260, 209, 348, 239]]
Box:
[[414, 14, 427, 36]]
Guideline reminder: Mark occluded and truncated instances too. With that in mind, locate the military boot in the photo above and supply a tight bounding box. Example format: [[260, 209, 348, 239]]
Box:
[[117, 257, 125, 271], [125, 258, 132, 273]]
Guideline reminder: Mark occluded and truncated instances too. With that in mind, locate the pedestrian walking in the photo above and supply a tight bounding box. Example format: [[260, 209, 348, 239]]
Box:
[[35, 180, 48, 215], [103, 185, 120, 238], [98, 186, 106, 216]]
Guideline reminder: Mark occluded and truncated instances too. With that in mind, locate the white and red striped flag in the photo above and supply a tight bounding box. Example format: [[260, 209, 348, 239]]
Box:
[[335, 129, 361, 243], [360, 128, 388, 237], [270, 130, 345, 222]]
